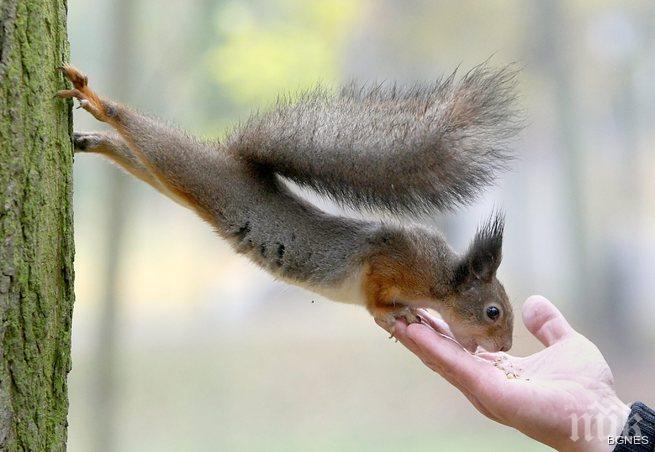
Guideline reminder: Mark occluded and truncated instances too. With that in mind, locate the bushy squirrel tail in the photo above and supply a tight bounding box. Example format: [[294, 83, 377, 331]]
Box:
[[228, 64, 522, 216]]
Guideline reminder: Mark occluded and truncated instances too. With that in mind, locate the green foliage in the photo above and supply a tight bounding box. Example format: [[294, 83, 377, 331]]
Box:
[[208, 0, 366, 106]]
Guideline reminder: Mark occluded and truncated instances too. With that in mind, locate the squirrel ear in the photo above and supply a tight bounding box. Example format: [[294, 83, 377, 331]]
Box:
[[453, 212, 504, 286]]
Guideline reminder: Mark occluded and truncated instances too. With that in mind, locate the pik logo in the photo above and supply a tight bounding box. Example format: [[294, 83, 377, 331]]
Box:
[[568, 401, 639, 443]]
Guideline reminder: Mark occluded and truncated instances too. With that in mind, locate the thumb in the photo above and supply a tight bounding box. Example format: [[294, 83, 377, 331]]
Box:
[[522, 295, 576, 347]]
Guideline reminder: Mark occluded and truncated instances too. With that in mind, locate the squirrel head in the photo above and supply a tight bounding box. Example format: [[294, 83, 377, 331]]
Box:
[[441, 213, 513, 352], [365, 216, 513, 352]]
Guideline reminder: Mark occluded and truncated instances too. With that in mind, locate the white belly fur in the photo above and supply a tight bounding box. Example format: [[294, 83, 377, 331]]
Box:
[[292, 267, 367, 306]]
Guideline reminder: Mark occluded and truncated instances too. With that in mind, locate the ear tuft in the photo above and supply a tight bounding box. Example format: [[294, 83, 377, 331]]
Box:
[[453, 211, 505, 286]]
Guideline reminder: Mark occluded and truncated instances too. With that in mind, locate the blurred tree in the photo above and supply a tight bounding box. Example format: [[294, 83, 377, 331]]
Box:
[[599, 6, 648, 356], [531, 0, 589, 316], [93, 0, 137, 451], [208, 0, 364, 107], [0, 0, 74, 450]]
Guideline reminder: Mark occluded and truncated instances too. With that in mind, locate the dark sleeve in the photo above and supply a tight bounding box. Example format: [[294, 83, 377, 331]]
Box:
[[612, 402, 655, 451]]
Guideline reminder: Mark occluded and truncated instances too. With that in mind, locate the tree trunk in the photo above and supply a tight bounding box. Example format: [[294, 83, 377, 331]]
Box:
[[0, 0, 74, 450]]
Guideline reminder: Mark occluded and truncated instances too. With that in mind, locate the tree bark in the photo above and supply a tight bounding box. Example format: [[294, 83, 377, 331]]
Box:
[[0, 0, 74, 450]]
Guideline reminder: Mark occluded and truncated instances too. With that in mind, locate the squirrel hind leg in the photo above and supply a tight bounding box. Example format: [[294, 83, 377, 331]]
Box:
[[55, 65, 111, 122], [58, 64, 88, 89], [73, 131, 109, 152]]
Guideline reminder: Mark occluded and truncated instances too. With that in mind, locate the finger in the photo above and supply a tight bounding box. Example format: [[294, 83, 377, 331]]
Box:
[[522, 295, 576, 347], [475, 350, 505, 362], [416, 309, 454, 338], [376, 318, 440, 364], [389, 320, 474, 392], [385, 319, 508, 423], [383, 320, 430, 359], [404, 322, 505, 392], [379, 318, 457, 375]]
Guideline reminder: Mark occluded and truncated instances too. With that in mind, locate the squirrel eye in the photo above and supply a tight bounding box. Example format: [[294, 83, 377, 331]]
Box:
[[485, 305, 501, 321]]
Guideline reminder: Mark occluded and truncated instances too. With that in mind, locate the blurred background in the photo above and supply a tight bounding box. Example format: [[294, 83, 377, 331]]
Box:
[[67, 0, 655, 450]]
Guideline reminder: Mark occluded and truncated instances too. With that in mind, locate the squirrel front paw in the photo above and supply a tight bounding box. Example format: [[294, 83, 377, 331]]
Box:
[[372, 306, 422, 338]]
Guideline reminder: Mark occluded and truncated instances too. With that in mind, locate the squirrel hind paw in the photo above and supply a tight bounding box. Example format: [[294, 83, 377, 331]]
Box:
[[55, 65, 108, 122], [73, 132, 103, 152], [58, 64, 88, 89]]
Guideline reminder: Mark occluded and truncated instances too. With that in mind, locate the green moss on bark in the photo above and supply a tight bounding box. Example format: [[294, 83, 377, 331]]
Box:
[[0, 0, 74, 450]]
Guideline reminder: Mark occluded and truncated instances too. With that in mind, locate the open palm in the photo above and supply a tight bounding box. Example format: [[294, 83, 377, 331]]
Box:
[[381, 296, 629, 451]]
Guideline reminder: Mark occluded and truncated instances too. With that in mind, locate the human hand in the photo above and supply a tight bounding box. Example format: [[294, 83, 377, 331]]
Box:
[[378, 295, 630, 451]]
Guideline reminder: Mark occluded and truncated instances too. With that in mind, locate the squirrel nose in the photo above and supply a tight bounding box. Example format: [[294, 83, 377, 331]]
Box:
[[499, 338, 512, 352]]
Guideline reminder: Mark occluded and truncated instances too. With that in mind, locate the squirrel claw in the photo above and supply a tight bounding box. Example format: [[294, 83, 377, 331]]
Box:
[[387, 327, 399, 342], [58, 64, 89, 89], [377, 306, 422, 339], [54, 66, 108, 122], [72, 132, 101, 152], [54, 88, 82, 99], [394, 306, 422, 325]]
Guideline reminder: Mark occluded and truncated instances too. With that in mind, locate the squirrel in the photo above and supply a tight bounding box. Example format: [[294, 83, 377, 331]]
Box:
[[56, 63, 520, 353]]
